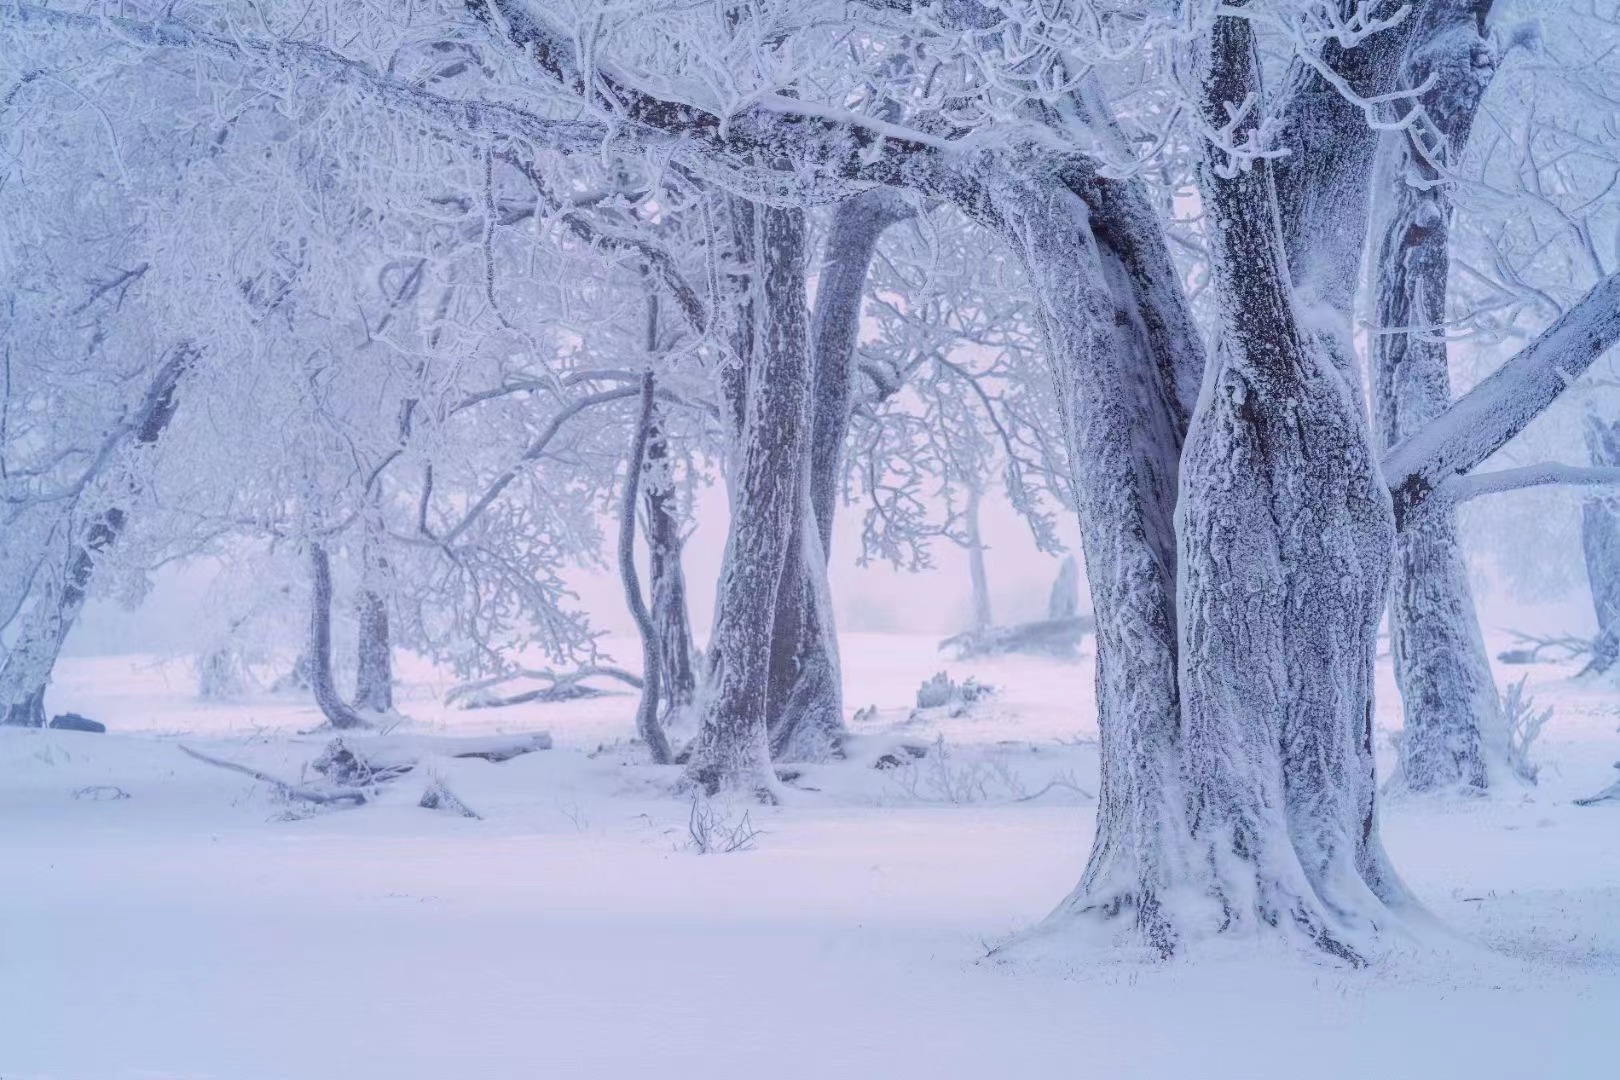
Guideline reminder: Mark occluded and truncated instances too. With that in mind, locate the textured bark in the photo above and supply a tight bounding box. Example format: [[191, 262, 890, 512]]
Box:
[[353, 587, 393, 713], [1272, 0, 1427, 384], [763, 190, 910, 762], [620, 370, 674, 764], [306, 542, 367, 730], [353, 527, 394, 714], [688, 203, 812, 796], [1582, 409, 1620, 675], [1370, 0, 1504, 791], [0, 345, 194, 727], [1170, 13, 1407, 960], [987, 163, 1201, 955], [643, 407, 697, 714]]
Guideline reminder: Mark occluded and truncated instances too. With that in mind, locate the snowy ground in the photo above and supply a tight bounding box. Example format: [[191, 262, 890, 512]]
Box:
[[3, 632, 1618, 1079]]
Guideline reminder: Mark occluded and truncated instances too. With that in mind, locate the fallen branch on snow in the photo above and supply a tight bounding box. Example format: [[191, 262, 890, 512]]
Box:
[[178, 745, 369, 806]]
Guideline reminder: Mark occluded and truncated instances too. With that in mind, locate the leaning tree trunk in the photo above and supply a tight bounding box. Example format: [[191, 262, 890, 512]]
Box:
[[985, 162, 1202, 955], [1369, 0, 1505, 791], [764, 189, 910, 762], [0, 344, 195, 727], [352, 525, 394, 714], [306, 542, 367, 730], [643, 403, 698, 715], [1582, 409, 1620, 675], [687, 201, 813, 797]]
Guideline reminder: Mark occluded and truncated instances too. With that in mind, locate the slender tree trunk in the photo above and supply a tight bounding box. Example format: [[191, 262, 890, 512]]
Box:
[[965, 482, 993, 631], [688, 202, 812, 797], [1370, 0, 1504, 790], [1582, 408, 1620, 675], [621, 370, 673, 764], [353, 526, 394, 713], [306, 542, 367, 730], [643, 406, 697, 714], [763, 189, 910, 762], [0, 344, 194, 727], [807, 188, 913, 557]]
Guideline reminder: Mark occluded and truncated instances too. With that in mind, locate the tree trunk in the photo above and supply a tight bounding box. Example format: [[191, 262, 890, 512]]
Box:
[[643, 404, 698, 714], [353, 527, 394, 714], [1582, 409, 1620, 675], [807, 188, 913, 557], [1169, 14, 1407, 961], [985, 164, 1200, 955], [306, 542, 367, 730], [620, 370, 674, 764], [687, 202, 812, 797], [0, 344, 194, 727], [965, 482, 993, 631], [762, 189, 910, 763], [1370, 0, 1504, 791]]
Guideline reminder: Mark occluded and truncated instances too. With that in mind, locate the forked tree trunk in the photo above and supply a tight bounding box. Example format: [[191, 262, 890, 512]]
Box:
[[687, 202, 812, 797], [0, 344, 194, 727], [306, 542, 367, 730], [1582, 409, 1620, 675], [1370, 0, 1505, 790], [764, 189, 910, 762]]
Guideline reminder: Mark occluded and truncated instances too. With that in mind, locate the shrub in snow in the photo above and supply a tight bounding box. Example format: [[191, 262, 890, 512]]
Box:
[[913, 672, 993, 714], [686, 797, 760, 854], [1503, 676, 1553, 784]]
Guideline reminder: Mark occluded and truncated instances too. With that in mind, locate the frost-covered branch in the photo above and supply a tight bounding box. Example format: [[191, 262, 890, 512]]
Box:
[[1449, 463, 1620, 501], [1385, 271, 1620, 520]]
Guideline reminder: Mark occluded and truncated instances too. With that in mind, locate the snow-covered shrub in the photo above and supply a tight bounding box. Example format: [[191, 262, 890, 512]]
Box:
[[883, 736, 1026, 804], [913, 672, 993, 714], [1503, 676, 1553, 783]]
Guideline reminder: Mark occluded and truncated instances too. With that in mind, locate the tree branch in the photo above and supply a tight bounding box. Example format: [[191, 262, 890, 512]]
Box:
[[1448, 463, 1620, 502], [1384, 271, 1620, 521]]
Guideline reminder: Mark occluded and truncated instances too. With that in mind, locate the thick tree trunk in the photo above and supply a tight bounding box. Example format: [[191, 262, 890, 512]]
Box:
[[0, 345, 194, 727], [1169, 14, 1407, 960], [643, 406, 698, 714], [986, 164, 1201, 954], [621, 371, 674, 764], [687, 203, 812, 797], [306, 542, 367, 730], [1370, 0, 1505, 791], [1582, 409, 1620, 675], [353, 526, 394, 713]]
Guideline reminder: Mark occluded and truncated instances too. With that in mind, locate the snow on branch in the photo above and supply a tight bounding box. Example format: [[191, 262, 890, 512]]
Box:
[[1448, 464, 1620, 502], [2, 4, 608, 153], [1384, 271, 1620, 521], [464, 0, 969, 204]]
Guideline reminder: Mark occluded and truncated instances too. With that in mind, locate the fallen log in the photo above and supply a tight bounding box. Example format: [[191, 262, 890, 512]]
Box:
[[939, 616, 1095, 660]]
